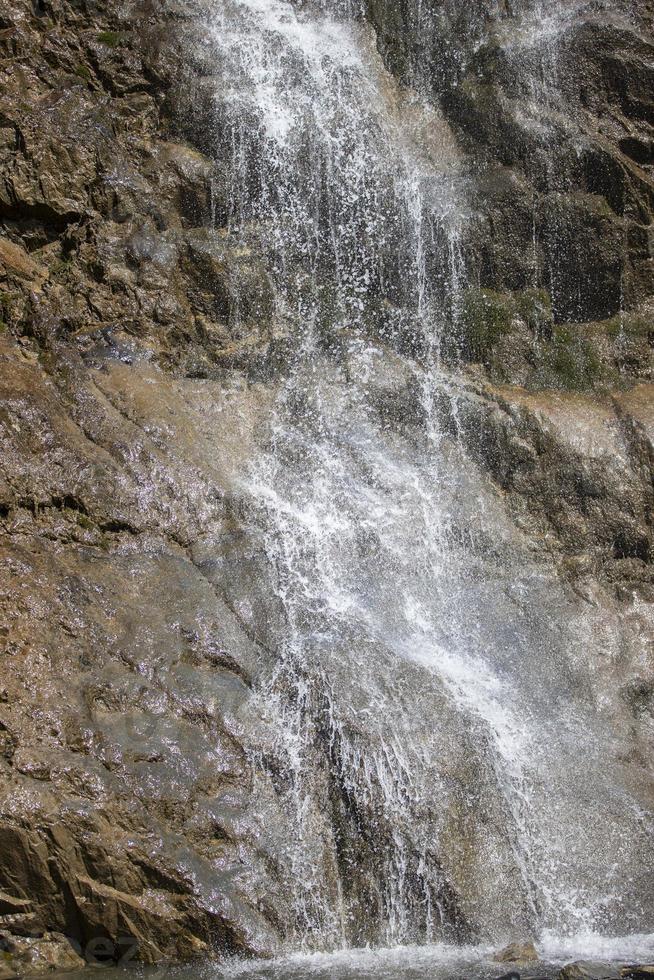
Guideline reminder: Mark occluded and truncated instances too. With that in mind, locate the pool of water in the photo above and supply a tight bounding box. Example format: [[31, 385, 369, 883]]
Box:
[[94, 934, 654, 980], [57, 935, 654, 980], [217, 945, 541, 979]]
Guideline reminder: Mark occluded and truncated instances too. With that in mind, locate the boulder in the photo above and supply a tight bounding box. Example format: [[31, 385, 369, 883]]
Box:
[[558, 963, 623, 980], [0, 932, 85, 975], [494, 941, 539, 965]]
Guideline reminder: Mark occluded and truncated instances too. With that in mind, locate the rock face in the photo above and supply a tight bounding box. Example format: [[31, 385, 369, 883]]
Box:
[[364, 0, 654, 323], [0, 0, 653, 968], [0, 345, 289, 962], [0, 0, 292, 963]]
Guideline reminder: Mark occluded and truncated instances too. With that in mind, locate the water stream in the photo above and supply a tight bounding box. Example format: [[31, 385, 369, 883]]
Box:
[[196, 0, 654, 958]]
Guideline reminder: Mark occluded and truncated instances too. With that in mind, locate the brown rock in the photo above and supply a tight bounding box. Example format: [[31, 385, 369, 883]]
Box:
[[494, 941, 539, 965], [0, 241, 41, 283], [0, 932, 85, 975], [0, 896, 31, 917]]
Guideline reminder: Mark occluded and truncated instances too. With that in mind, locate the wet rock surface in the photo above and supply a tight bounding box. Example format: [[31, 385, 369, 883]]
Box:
[[438, 376, 654, 595], [0, 337, 291, 962], [494, 942, 540, 966], [557, 964, 623, 980], [0, 930, 85, 976], [0, 1, 291, 961], [364, 0, 654, 326], [0, 0, 653, 969]]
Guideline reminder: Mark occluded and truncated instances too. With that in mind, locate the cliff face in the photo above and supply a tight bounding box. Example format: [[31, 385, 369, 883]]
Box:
[[366, 0, 654, 319], [0, 0, 291, 963], [0, 0, 654, 967]]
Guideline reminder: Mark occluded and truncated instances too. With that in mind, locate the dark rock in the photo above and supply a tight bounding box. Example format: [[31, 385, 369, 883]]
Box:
[[439, 375, 654, 593], [0, 895, 31, 917], [365, 0, 654, 335]]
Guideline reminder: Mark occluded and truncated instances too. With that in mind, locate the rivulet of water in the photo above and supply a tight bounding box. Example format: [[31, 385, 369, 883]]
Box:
[[195, 0, 654, 955]]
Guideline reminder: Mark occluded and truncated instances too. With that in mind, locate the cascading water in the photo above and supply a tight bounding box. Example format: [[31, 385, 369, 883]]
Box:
[[194, 0, 654, 959]]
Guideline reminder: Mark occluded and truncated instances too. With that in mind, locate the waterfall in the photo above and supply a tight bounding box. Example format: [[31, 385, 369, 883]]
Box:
[[194, 0, 654, 955]]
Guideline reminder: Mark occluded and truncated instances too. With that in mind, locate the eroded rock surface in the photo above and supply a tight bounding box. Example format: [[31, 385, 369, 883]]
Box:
[[0, 0, 290, 961]]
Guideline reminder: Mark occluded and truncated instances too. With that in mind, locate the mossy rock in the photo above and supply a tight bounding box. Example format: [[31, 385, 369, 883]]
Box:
[[533, 326, 604, 391], [450, 287, 647, 391], [76, 513, 96, 532], [96, 31, 125, 48], [527, 311, 653, 391], [0, 293, 15, 330], [514, 287, 553, 338], [49, 257, 74, 283], [457, 288, 515, 365], [453, 286, 554, 367], [603, 312, 653, 341]]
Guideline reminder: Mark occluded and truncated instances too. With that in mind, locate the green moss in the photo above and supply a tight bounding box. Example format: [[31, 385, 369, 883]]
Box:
[[538, 326, 603, 391], [74, 63, 92, 80], [96, 30, 124, 48], [604, 312, 653, 340], [454, 286, 556, 366], [604, 317, 621, 339], [459, 288, 514, 364], [0, 294, 12, 329], [514, 287, 553, 337], [553, 325, 574, 345], [76, 513, 95, 531], [50, 256, 74, 282], [451, 287, 651, 391]]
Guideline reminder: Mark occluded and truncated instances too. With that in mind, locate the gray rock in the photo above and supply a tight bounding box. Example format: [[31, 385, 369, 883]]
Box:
[[557, 962, 622, 980]]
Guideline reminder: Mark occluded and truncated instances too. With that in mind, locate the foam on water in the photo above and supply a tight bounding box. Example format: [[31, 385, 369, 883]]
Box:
[[540, 932, 654, 964], [215, 933, 654, 978]]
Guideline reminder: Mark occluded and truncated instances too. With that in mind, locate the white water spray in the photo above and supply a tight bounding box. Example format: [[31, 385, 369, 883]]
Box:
[[198, 0, 654, 953]]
